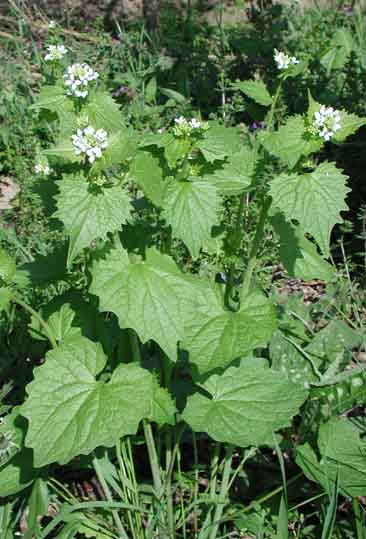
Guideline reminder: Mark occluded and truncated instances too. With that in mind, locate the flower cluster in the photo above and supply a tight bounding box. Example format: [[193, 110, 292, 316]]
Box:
[[274, 49, 299, 70], [63, 63, 99, 98], [173, 117, 205, 137], [72, 126, 108, 163], [34, 160, 51, 176], [313, 105, 341, 141], [44, 44, 68, 62]]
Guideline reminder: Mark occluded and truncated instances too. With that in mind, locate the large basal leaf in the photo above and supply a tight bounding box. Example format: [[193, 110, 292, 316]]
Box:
[[269, 162, 349, 256], [271, 213, 334, 281], [297, 418, 366, 497], [233, 79, 272, 106], [204, 147, 257, 196], [197, 124, 242, 163], [129, 150, 165, 207], [183, 360, 307, 447], [21, 336, 154, 467], [182, 285, 277, 374], [54, 174, 132, 264], [163, 180, 220, 258], [90, 246, 187, 360], [259, 116, 322, 170], [84, 92, 125, 132]]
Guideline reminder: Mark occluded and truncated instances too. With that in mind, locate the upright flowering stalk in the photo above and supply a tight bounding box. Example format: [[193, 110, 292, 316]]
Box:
[[44, 44, 68, 62], [274, 49, 299, 70], [63, 63, 99, 98], [312, 105, 341, 141], [72, 126, 109, 163]]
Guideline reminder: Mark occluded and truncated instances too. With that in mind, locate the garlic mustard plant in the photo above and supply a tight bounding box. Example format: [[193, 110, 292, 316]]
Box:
[[63, 63, 99, 98], [72, 126, 108, 163], [44, 44, 68, 61], [313, 105, 342, 141]]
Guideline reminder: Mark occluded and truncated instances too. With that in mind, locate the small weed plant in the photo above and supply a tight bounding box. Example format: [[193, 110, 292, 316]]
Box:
[[0, 30, 366, 539]]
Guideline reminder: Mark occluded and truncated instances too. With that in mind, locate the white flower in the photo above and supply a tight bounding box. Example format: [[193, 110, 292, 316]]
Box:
[[71, 126, 108, 163], [44, 44, 68, 61], [48, 20, 56, 29], [189, 118, 202, 129], [34, 162, 51, 175], [274, 49, 300, 70], [173, 117, 203, 137], [313, 105, 341, 141], [63, 63, 99, 98]]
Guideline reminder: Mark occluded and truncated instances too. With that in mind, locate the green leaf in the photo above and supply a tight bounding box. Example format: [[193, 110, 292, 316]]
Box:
[[129, 151, 165, 207], [0, 287, 12, 313], [43, 139, 81, 163], [0, 409, 38, 497], [259, 116, 322, 169], [320, 29, 354, 74], [14, 244, 68, 288], [0, 249, 16, 283], [91, 129, 137, 173], [183, 361, 307, 447], [164, 135, 191, 168], [269, 162, 349, 256], [333, 110, 366, 142], [54, 174, 132, 264], [160, 87, 187, 104], [271, 213, 335, 281], [84, 92, 125, 132], [183, 285, 277, 374], [163, 180, 220, 258], [145, 77, 157, 103], [197, 124, 241, 163], [233, 79, 272, 106], [204, 147, 257, 196], [21, 335, 154, 466], [297, 418, 366, 497], [30, 85, 71, 113], [151, 382, 176, 426], [270, 330, 318, 387], [90, 247, 187, 360]]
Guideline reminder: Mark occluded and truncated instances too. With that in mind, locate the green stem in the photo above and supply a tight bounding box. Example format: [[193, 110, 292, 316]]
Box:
[[224, 194, 246, 309], [92, 454, 129, 539], [143, 420, 163, 498], [241, 196, 271, 297], [12, 295, 57, 349], [209, 445, 233, 539], [353, 497, 364, 539], [267, 80, 282, 132], [165, 431, 175, 539], [209, 443, 221, 501]]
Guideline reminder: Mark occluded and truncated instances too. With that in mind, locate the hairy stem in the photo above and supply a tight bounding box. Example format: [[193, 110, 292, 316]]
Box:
[[241, 196, 271, 297], [266, 80, 282, 132]]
